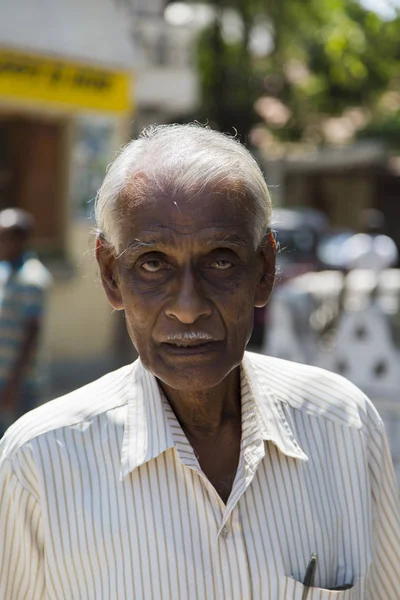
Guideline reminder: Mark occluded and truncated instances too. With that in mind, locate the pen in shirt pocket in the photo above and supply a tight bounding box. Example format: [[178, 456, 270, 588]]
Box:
[[302, 553, 317, 600]]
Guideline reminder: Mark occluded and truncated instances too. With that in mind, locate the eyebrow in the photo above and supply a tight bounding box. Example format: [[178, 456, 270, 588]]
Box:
[[117, 233, 249, 259], [205, 234, 248, 247]]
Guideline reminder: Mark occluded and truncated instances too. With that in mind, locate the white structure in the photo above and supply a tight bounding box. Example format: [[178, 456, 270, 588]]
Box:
[[0, 0, 134, 70], [0, 0, 136, 392], [263, 270, 345, 364], [121, 0, 200, 128], [264, 269, 400, 485], [316, 305, 400, 392], [265, 299, 307, 364]]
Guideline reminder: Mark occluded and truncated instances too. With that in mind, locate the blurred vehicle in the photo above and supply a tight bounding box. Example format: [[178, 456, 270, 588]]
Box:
[[317, 231, 354, 271], [272, 207, 330, 282], [249, 207, 329, 350]]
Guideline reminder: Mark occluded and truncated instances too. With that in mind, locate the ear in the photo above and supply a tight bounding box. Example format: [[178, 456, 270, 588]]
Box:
[[254, 230, 276, 308], [95, 236, 124, 311]]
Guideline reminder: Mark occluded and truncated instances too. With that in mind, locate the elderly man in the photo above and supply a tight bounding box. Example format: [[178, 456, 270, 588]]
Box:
[[1, 125, 399, 599]]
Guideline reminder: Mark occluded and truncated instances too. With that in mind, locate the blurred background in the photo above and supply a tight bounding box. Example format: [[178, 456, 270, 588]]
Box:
[[0, 0, 400, 481]]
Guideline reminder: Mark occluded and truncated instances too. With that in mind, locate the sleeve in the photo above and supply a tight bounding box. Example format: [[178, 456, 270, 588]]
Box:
[[0, 457, 45, 599], [366, 421, 400, 599]]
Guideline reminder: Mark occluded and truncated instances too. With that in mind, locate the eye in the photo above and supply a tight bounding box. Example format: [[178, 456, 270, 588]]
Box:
[[141, 259, 164, 273], [209, 259, 233, 270]]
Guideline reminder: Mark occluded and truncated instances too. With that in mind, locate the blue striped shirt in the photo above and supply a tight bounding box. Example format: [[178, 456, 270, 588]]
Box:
[[0, 255, 51, 391]]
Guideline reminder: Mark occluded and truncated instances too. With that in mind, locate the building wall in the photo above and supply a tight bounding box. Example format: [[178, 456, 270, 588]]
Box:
[[0, 81, 133, 396], [44, 113, 132, 392], [0, 0, 136, 397], [126, 0, 200, 124], [284, 170, 377, 230], [45, 222, 115, 361], [0, 0, 134, 70]]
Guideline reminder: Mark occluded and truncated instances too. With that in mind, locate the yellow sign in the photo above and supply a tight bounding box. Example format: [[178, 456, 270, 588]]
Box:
[[0, 48, 131, 113]]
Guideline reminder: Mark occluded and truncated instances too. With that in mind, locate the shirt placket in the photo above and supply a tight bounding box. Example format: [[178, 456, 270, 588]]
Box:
[[214, 400, 266, 600], [165, 390, 268, 598]]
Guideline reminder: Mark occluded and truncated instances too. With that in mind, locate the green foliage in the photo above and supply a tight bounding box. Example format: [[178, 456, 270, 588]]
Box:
[[188, 0, 400, 145], [196, 22, 258, 141], [290, 2, 398, 112], [358, 112, 400, 149]]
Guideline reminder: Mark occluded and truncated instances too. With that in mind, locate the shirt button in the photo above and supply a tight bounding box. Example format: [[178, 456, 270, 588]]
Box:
[[221, 526, 229, 538]]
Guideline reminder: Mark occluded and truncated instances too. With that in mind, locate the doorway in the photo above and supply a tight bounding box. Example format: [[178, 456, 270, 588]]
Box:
[[0, 115, 66, 256]]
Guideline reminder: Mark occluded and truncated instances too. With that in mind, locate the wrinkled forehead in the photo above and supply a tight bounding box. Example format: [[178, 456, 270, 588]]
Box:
[[120, 171, 251, 210], [114, 182, 260, 252]]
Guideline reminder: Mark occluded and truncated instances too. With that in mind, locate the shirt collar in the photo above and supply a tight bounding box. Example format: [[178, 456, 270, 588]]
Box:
[[120, 353, 308, 480], [119, 360, 175, 480], [242, 353, 308, 462]]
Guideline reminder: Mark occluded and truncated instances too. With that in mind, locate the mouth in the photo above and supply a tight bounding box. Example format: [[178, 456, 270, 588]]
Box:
[[166, 339, 212, 347], [161, 340, 222, 356]]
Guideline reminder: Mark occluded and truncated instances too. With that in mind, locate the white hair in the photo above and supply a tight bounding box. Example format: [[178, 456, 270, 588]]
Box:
[[95, 123, 271, 251]]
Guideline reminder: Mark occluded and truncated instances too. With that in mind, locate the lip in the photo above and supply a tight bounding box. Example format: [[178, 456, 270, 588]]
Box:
[[160, 340, 223, 357]]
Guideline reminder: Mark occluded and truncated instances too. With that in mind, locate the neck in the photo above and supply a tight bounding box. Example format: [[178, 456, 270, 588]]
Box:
[[159, 367, 241, 439]]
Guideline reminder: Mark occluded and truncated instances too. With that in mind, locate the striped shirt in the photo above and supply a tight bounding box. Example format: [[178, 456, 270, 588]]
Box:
[[1, 352, 399, 599], [0, 255, 51, 391]]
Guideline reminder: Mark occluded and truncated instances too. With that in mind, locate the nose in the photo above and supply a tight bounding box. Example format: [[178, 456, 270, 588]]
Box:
[[165, 267, 212, 324]]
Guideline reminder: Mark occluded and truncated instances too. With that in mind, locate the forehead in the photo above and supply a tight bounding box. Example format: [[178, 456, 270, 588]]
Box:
[[116, 186, 257, 248]]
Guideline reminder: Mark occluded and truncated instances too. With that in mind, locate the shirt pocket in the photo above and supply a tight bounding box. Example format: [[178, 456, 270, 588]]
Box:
[[282, 575, 364, 600]]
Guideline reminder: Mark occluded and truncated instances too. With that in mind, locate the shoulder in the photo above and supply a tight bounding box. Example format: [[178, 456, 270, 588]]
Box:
[[0, 362, 136, 465], [244, 352, 381, 432], [17, 258, 52, 289]]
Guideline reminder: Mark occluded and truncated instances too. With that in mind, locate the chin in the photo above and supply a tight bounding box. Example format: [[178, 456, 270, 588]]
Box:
[[147, 351, 243, 392], [159, 370, 225, 392]]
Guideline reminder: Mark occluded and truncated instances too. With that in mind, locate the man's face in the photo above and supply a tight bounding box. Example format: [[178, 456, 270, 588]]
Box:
[[97, 186, 275, 391], [0, 228, 25, 262]]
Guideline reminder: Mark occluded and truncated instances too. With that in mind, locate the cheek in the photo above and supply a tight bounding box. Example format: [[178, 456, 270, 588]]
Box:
[[221, 277, 258, 324], [233, 304, 255, 336], [123, 272, 167, 301], [217, 295, 255, 345], [120, 273, 166, 312], [120, 294, 154, 345], [234, 303, 253, 324]]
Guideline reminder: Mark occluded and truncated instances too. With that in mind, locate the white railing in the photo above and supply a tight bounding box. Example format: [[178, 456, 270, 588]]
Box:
[[263, 268, 400, 487]]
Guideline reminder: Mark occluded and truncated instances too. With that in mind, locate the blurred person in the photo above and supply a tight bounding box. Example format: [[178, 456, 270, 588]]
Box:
[[340, 208, 399, 271], [1, 125, 399, 599], [0, 209, 51, 436]]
